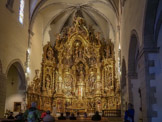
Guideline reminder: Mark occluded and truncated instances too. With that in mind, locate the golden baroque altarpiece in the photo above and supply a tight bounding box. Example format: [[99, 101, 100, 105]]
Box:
[[27, 17, 121, 113]]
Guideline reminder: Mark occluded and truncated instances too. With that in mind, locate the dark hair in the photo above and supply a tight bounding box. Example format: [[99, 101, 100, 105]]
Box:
[[71, 113, 75, 116], [95, 111, 99, 115], [46, 110, 51, 114], [128, 103, 134, 109]]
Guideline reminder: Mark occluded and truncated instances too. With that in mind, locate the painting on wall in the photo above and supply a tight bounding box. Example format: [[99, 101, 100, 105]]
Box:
[[14, 102, 21, 112]]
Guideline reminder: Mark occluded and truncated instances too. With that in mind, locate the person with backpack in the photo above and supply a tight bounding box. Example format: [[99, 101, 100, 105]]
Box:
[[23, 102, 41, 122]]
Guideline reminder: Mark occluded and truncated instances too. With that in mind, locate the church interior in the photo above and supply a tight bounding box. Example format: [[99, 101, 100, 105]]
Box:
[[0, 0, 162, 122]]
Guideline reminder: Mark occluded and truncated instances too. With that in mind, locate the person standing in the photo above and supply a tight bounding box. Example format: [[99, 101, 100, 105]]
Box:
[[23, 102, 40, 122], [92, 111, 101, 121], [124, 103, 135, 122]]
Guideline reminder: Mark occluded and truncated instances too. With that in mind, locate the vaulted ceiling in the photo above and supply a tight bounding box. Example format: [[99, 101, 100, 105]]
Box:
[[30, 0, 119, 45]]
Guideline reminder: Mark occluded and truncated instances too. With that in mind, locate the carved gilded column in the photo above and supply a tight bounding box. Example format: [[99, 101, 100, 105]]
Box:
[[56, 62, 63, 95]]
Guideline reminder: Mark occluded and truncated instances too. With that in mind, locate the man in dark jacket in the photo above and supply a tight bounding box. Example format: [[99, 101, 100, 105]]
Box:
[[58, 113, 66, 120], [92, 111, 101, 121]]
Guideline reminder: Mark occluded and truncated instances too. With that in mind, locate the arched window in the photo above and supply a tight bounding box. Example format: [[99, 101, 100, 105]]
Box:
[[19, 0, 25, 24], [6, 0, 14, 12], [128, 31, 139, 75]]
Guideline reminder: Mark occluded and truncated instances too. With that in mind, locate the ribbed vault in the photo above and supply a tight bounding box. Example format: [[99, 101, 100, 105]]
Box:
[[30, 0, 119, 45]]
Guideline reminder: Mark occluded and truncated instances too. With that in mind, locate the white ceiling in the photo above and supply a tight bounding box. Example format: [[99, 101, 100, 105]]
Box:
[[30, 0, 119, 45]]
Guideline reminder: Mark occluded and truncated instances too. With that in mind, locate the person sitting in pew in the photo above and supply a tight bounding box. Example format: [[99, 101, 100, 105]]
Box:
[[69, 113, 76, 120], [58, 113, 66, 120]]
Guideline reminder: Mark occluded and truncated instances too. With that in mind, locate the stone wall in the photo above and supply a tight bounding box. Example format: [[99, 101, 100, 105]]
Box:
[[150, 25, 162, 122], [29, 14, 44, 83], [0, 0, 48, 116], [0, 60, 6, 117], [120, 0, 146, 64], [0, 0, 29, 73], [120, 0, 146, 121]]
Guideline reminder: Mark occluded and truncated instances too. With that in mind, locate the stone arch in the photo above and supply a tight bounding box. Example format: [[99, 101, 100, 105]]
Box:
[[6, 59, 26, 90], [128, 30, 139, 76], [127, 30, 139, 103], [29, 0, 47, 31], [5, 59, 26, 112], [6, 59, 25, 75], [143, 0, 160, 47], [155, 10, 162, 42]]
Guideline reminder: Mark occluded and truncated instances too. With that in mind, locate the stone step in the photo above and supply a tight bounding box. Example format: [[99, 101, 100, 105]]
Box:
[[0, 117, 123, 122], [107, 117, 123, 122], [55, 117, 123, 122]]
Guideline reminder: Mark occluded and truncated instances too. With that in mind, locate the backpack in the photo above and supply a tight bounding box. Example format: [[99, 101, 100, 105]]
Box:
[[17, 115, 23, 120], [27, 110, 37, 121], [127, 116, 133, 122]]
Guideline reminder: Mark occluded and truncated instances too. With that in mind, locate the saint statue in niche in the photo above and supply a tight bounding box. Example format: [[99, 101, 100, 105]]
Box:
[[90, 57, 96, 66], [89, 75, 96, 89], [78, 47, 83, 58], [64, 75, 73, 89], [78, 70, 85, 83], [103, 102, 108, 109], [74, 47, 79, 59], [46, 47, 54, 61], [78, 63, 85, 73], [45, 74, 51, 89]]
